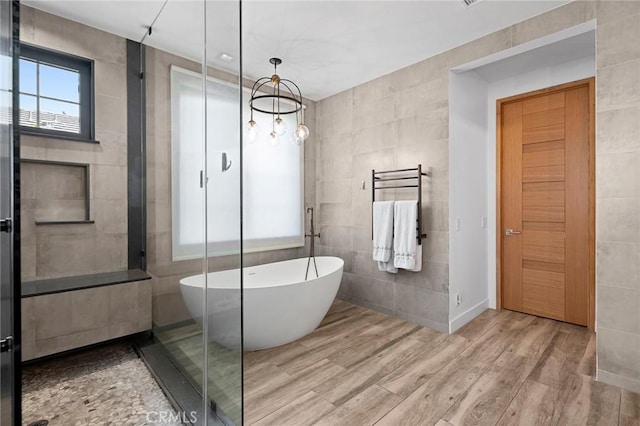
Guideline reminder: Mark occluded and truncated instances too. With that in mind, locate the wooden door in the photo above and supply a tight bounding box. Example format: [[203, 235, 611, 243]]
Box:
[[498, 79, 594, 328]]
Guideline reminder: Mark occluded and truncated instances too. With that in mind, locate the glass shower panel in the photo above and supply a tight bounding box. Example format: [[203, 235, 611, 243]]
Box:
[[143, 0, 244, 424], [204, 1, 243, 424], [142, 0, 210, 423]]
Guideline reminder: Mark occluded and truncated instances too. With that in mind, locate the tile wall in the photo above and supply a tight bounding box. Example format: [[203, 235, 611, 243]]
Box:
[[20, 6, 129, 281]]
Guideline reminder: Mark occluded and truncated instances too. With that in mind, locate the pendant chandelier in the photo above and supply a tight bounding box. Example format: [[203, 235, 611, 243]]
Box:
[[246, 58, 310, 145]]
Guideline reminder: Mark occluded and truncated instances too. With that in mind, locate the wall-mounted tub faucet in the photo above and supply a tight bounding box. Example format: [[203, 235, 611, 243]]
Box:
[[305, 207, 321, 280]]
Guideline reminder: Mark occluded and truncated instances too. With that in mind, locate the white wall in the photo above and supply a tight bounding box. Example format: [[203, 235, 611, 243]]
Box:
[[448, 31, 595, 332], [448, 71, 490, 332]]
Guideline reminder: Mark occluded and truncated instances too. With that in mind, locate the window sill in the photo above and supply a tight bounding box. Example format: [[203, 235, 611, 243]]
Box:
[[35, 220, 95, 226], [20, 129, 99, 144]]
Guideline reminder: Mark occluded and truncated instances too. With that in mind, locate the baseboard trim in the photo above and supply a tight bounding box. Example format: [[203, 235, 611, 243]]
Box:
[[597, 368, 640, 394], [449, 299, 489, 334]]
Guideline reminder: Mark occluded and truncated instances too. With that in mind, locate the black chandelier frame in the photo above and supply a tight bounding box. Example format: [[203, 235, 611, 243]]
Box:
[[248, 57, 304, 118]]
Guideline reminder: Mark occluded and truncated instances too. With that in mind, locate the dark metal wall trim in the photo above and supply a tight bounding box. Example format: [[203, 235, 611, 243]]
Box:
[[12, 1, 22, 423], [126, 40, 147, 271]]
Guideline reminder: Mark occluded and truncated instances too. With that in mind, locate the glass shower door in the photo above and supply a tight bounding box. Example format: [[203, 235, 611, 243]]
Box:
[[141, 0, 243, 424], [204, 1, 243, 424]]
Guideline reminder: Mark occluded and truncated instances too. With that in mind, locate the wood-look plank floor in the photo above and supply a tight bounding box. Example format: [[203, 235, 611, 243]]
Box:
[[243, 300, 640, 426]]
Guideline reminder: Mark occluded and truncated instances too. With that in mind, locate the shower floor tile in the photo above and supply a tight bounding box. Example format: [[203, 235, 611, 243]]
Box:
[[22, 341, 179, 425]]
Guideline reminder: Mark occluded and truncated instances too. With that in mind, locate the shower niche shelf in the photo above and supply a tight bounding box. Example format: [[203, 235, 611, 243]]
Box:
[[22, 159, 92, 225]]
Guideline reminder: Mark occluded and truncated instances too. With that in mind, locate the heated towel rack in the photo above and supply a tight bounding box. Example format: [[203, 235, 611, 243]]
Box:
[[372, 164, 429, 245]]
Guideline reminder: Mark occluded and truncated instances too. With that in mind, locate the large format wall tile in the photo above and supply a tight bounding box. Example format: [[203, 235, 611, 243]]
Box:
[[20, 7, 128, 280], [598, 327, 640, 384], [22, 281, 152, 361], [596, 107, 640, 154], [596, 13, 640, 69], [598, 286, 640, 336], [597, 60, 640, 112]]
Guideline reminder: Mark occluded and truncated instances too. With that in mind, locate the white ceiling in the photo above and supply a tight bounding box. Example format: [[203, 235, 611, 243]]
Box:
[[22, 0, 571, 101]]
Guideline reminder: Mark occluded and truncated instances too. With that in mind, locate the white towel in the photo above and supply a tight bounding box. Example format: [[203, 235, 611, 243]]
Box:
[[393, 200, 419, 270], [411, 245, 422, 272], [373, 201, 397, 273]]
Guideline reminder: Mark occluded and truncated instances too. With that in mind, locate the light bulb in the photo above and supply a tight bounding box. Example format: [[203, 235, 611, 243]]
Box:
[[246, 120, 259, 144], [273, 117, 287, 136], [294, 134, 304, 146], [269, 130, 279, 146], [295, 123, 310, 141]]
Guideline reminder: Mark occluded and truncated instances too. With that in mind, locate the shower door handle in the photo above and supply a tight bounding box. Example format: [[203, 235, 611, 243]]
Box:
[[222, 152, 232, 172], [0, 336, 13, 352]]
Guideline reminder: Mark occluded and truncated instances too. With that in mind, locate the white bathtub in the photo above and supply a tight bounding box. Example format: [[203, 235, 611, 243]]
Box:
[[179, 256, 344, 351]]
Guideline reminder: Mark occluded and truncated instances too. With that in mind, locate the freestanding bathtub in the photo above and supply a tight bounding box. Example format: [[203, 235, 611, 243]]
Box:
[[179, 256, 344, 351]]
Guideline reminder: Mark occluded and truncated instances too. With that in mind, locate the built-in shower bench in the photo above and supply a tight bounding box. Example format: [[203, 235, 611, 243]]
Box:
[[21, 269, 152, 362]]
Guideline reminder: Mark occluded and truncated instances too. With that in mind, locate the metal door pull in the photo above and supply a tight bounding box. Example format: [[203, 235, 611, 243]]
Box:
[[505, 229, 521, 236]]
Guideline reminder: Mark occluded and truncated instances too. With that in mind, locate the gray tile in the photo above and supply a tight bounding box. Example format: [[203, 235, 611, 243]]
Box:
[[352, 122, 397, 155], [317, 156, 353, 180], [319, 225, 353, 248], [317, 179, 352, 204], [595, 1, 640, 25], [394, 282, 448, 324], [71, 286, 110, 331], [449, 27, 512, 67], [21, 298, 36, 361], [91, 164, 127, 200], [598, 285, 640, 335], [35, 233, 96, 278], [596, 197, 640, 242], [93, 198, 128, 234], [511, 1, 595, 47], [137, 280, 153, 329], [422, 231, 449, 263], [348, 274, 395, 311], [152, 292, 192, 328], [596, 107, 640, 154], [597, 60, 640, 111], [352, 250, 398, 282], [597, 13, 640, 68], [598, 327, 640, 382], [396, 260, 449, 293], [93, 233, 127, 272], [596, 152, 640, 199], [316, 245, 354, 274], [35, 199, 86, 222], [34, 292, 73, 340], [597, 241, 640, 289], [94, 60, 127, 99], [109, 282, 140, 325], [352, 96, 395, 131], [318, 203, 353, 227]]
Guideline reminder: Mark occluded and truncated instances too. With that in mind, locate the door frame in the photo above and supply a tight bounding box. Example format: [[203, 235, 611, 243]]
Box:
[[495, 77, 595, 331]]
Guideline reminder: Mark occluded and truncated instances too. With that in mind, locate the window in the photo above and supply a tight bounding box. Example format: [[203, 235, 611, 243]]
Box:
[[19, 44, 94, 141], [170, 66, 304, 260]]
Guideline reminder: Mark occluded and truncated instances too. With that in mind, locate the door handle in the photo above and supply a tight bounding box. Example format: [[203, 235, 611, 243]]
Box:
[[0, 336, 13, 352], [505, 228, 521, 236], [0, 218, 11, 233]]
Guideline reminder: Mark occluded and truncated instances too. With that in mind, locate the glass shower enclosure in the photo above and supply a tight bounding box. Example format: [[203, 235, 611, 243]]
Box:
[[141, 1, 243, 424]]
